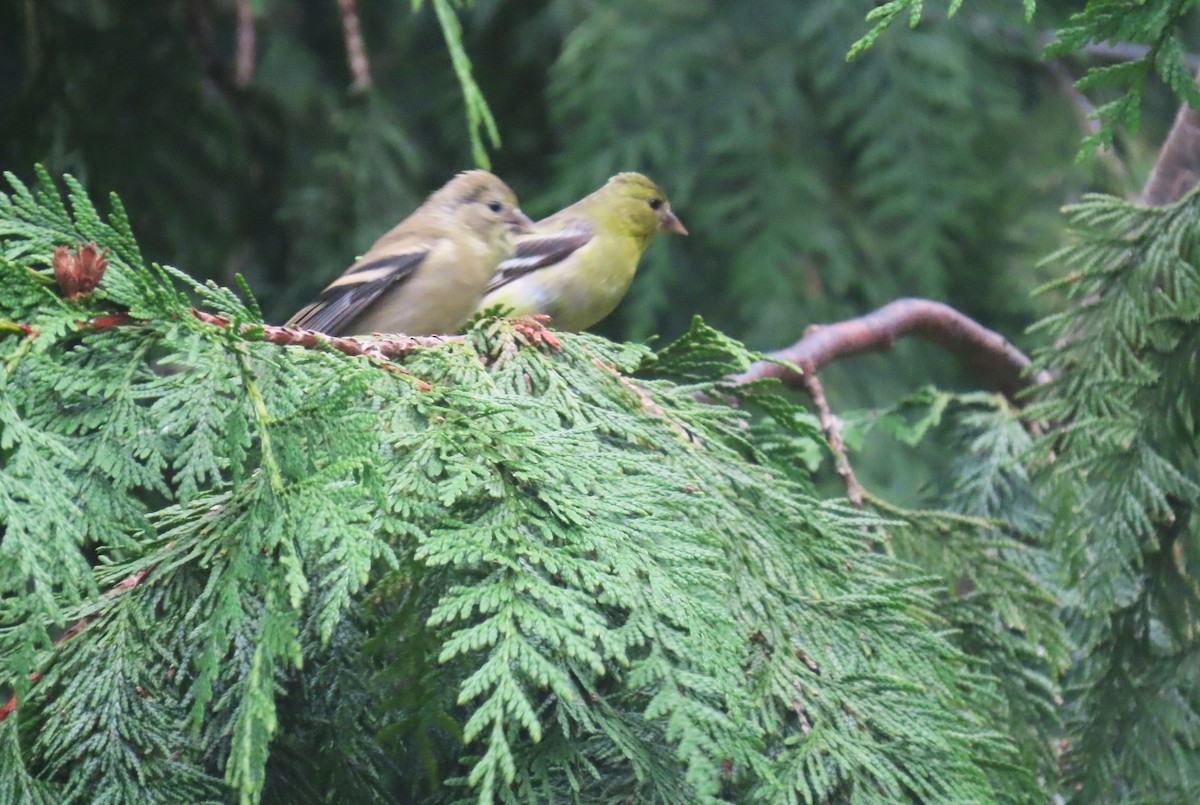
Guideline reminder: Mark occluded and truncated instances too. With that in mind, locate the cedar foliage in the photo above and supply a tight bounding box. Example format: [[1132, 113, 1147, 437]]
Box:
[[0, 171, 1056, 802], [855, 0, 1200, 156], [1028, 190, 1200, 802], [4, 1, 1200, 803]]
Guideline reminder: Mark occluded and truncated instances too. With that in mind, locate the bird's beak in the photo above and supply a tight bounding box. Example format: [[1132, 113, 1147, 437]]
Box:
[[661, 211, 688, 236], [508, 209, 536, 234]]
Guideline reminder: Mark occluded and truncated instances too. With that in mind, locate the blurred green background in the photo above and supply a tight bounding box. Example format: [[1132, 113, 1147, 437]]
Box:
[[1, 0, 1188, 497]]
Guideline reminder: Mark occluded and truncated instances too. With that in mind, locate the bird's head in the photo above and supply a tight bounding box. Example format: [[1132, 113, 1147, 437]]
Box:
[[435, 170, 534, 239], [602, 172, 688, 241]]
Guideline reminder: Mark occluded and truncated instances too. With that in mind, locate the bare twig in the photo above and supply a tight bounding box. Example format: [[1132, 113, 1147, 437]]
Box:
[[234, 0, 255, 87], [802, 371, 864, 507], [183, 0, 239, 100], [1035, 33, 1200, 72], [1081, 40, 1200, 70], [1142, 67, 1200, 205], [336, 0, 372, 89], [72, 309, 451, 388], [727, 300, 1046, 496], [193, 310, 450, 389], [22, 0, 38, 73], [83, 309, 451, 370], [1046, 59, 1100, 138], [731, 298, 1048, 401], [1045, 58, 1129, 181], [970, 21, 1200, 70], [189, 309, 451, 363]]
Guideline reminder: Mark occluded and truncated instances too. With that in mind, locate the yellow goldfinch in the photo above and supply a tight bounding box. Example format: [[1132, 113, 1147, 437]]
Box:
[[287, 170, 534, 336], [474, 172, 687, 332]]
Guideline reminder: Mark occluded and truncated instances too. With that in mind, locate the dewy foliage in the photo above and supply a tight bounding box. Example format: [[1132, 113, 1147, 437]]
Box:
[[0, 174, 1060, 803]]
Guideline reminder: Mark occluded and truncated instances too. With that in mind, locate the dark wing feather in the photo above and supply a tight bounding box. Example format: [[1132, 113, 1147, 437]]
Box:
[[485, 223, 594, 294], [286, 250, 427, 335]]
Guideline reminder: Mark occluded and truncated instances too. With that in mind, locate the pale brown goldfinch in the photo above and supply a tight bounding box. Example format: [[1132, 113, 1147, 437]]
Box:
[[287, 170, 534, 336]]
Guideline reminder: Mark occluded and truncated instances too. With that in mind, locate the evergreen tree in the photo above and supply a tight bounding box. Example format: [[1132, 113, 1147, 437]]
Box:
[[1026, 187, 1200, 802], [0, 171, 1057, 802], [5, 1, 1200, 803]]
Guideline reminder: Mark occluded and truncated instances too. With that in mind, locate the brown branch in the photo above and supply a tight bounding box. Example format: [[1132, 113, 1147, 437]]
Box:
[[22, 0, 38, 73], [336, 0, 372, 90], [190, 309, 451, 365], [1046, 58, 1100, 138], [731, 298, 1047, 401], [76, 309, 450, 387], [1079, 40, 1200, 71], [0, 567, 152, 723], [194, 310, 453, 390], [802, 371, 864, 508], [234, 0, 256, 88], [1142, 67, 1200, 206], [88, 310, 455, 362], [1034, 33, 1200, 72], [183, 0, 244, 101], [725, 300, 1050, 500], [1045, 58, 1128, 182]]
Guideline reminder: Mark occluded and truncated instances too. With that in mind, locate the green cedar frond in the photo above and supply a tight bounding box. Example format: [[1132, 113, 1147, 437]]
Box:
[[1030, 188, 1200, 801], [851, 0, 1199, 158], [422, 0, 502, 169], [0, 172, 1047, 803]]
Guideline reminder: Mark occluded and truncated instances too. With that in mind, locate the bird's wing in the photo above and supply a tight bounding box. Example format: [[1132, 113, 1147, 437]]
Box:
[[485, 219, 594, 294], [286, 246, 429, 335]]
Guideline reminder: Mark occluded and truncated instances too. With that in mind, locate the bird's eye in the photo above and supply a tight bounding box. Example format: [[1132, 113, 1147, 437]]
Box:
[[487, 200, 503, 213], [648, 198, 663, 211]]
